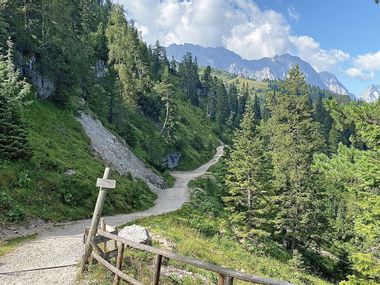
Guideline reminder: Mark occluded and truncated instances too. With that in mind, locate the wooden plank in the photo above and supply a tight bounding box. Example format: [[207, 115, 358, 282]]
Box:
[[82, 167, 111, 272], [92, 251, 143, 285], [112, 243, 124, 285], [90, 240, 106, 259], [105, 249, 119, 260], [97, 230, 294, 285], [93, 231, 118, 244], [153, 254, 163, 285], [96, 178, 116, 189]]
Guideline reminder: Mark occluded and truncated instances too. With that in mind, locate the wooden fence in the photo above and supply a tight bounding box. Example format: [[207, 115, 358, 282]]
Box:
[[83, 219, 294, 285]]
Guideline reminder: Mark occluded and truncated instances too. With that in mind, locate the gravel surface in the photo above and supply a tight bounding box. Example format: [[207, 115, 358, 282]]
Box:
[[0, 146, 223, 285]]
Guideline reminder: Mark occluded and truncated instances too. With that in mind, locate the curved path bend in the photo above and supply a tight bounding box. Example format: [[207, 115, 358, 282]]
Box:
[[0, 146, 224, 285]]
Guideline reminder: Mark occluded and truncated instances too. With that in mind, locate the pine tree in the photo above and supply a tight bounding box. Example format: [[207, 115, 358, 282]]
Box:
[[0, 0, 7, 48], [178, 52, 200, 106], [106, 5, 150, 104], [154, 67, 178, 147], [269, 65, 326, 250], [0, 41, 31, 161], [225, 99, 273, 237]]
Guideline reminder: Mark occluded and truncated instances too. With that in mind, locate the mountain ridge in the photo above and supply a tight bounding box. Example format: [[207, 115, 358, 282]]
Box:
[[361, 84, 380, 102], [167, 43, 350, 97]]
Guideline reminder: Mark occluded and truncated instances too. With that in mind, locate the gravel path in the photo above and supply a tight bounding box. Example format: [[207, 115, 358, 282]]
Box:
[[0, 146, 224, 285]]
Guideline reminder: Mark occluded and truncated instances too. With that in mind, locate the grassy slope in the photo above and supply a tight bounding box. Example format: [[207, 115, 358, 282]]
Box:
[[95, 98, 220, 172], [0, 101, 156, 224], [85, 162, 332, 285]]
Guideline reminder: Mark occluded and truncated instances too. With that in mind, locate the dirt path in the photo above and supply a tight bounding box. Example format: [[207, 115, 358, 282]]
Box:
[[0, 146, 223, 285]]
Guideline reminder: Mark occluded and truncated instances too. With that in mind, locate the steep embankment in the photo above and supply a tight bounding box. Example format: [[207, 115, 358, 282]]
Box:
[[77, 112, 166, 192], [0, 146, 223, 285]]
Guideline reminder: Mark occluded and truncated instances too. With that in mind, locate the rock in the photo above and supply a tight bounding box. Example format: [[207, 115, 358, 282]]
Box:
[[95, 60, 108, 78], [118, 225, 152, 245], [64, 169, 76, 176], [16, 50, 55, 98], [163, 152, 181, 169]]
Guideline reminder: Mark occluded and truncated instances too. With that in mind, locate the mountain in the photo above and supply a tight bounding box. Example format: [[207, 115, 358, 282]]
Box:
[[319, 71, 349, 95], [167, 43, 349, 95], [361, 84, 380, 103]]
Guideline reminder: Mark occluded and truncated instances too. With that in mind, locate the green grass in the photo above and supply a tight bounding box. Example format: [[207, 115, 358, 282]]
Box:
[[229, 77, 269, 92], [0, 100, 156, 224], [0, 234, 37, 257]]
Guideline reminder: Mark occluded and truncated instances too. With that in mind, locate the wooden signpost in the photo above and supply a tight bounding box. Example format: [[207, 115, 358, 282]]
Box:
[[81, 167, 116, 272]]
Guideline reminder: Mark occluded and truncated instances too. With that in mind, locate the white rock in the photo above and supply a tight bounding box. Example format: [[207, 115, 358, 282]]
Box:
[[64, 169, 76, 176], [118, 225, 152, 245]]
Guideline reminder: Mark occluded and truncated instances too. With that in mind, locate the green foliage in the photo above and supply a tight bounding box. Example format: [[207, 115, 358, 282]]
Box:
[[178, 53, 201, 106], [0, 40, 31, 161], [267, 66, 327, 251], [314, 101, 380, 284], [106, 4, 150, 104], [224, 98, 273, 238]]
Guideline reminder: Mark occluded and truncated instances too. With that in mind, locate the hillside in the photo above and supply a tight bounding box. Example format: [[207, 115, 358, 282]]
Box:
[[0, 95, 221, 226]]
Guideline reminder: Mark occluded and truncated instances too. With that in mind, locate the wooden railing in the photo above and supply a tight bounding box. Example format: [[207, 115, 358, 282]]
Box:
[[83, 220, 294, 285]]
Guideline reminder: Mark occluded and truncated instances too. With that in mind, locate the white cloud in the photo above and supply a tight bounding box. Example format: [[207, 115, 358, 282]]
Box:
[[345, 67, 374, 80], [223, 4, 292, 59], [354, 51, 380, 71], [119, 0, 349, 72], [288, 5, 300, 21], [344, 51, 380, 80], [290, 36, 349, 72]]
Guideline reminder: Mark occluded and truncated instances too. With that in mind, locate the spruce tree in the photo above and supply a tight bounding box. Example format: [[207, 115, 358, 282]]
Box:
[[269, 65, 326, 250], [225, 98, 273, 237], [0, 41, 31, 161]]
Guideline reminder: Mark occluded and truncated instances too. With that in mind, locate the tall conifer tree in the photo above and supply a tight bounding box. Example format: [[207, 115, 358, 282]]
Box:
[[225, 97, 273, 237], [269, 65, 326, 251]]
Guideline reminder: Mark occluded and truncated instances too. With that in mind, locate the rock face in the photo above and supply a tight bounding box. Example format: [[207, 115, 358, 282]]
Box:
[[16, 51, 55, 98], [163, 152, 181, 169], [319, 71, 349, 96], [77, 112, 166, 192], [361, 84, 380, 103], [118, 225, 152, 245], [95, 59, 107, 78]]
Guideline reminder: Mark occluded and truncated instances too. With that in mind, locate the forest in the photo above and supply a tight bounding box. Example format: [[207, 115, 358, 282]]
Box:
[[0, 1, 379, 285]]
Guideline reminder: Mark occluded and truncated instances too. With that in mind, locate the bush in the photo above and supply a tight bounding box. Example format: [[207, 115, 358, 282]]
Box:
[[191, 134, 204, 151], [0, 190, 26, 223]]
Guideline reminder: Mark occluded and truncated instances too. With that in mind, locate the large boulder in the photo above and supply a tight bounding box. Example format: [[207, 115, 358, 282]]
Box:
[[118, 225, 152, 245]]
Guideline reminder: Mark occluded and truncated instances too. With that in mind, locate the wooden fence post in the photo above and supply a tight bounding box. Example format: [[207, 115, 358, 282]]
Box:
[[218, 274, 226, 285], [100, 218, 108, 252], [81, 167, 114, 272], [112, 242, 125, 285], [225, 276, 234, 285], [153, 254, 163, 285]]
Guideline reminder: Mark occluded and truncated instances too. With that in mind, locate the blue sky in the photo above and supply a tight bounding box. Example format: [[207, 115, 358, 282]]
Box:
[[255, 0, 380, 96], [119, 0, 380, 97]]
